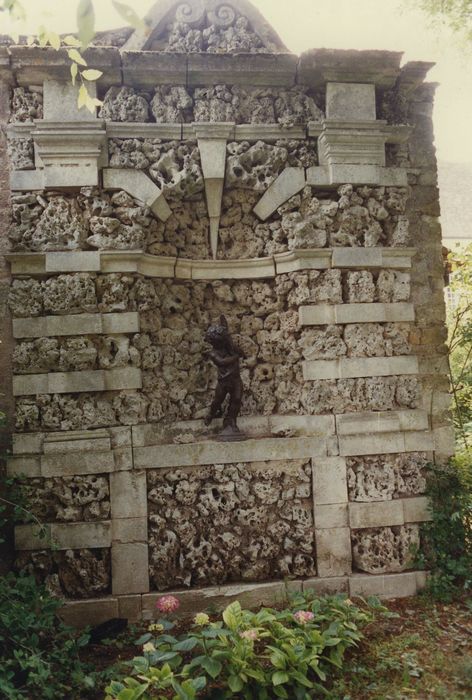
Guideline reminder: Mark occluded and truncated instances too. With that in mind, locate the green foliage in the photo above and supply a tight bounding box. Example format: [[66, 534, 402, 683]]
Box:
[[447, 245, 472, 448], [413, 0, 472, 43], [0, 573, 96, 699], [106, 595, 380, 700], [416, 455, 472, 601]]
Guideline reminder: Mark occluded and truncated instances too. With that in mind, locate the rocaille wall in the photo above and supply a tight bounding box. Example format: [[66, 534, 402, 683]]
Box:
[[0, 0, 453, 626]]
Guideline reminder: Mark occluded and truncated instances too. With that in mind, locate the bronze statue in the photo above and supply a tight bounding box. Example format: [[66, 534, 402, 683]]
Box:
[[204, 315, 244, 441]]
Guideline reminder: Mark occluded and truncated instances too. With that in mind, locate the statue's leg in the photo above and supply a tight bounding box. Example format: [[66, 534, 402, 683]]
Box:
[[204, 382, 227, 425], [225, 378, 243, 429]]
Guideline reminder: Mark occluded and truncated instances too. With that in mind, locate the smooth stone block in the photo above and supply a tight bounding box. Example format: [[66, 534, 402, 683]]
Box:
[[326, 82, 377, 120], [60, 598, 119, 628], [118, 595, 143, 623], [303, 356, 419, 380], [336, 410, 429, 435], [314, 503, 349, 529], [12, 432, 44, 454], [403, 496, 431, 523], [339, 432, 407, 456], [103, 168, 171, 222], [7, 455, 41, 477], [315, 527, 352, 577], [313, 457, 348, 505], [112, 543, 149, 595], [51, 521, 111, 549], [110, 471, 147, 519], [112, 517, 148, 543], [253, 167, 306, 221], [302, 576, 349, 595], [15, 523, 52, 550], [41, 450, 115, 477], [349, 500, 405, 528], [133, 436, 326, 469], [45, 251, 100, 272]]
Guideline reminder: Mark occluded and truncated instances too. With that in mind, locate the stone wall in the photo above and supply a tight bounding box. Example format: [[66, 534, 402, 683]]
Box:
[[0, 0, 453, 624]]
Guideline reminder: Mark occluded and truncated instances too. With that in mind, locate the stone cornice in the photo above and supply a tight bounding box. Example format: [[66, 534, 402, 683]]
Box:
[[6, 247, 417, 278]]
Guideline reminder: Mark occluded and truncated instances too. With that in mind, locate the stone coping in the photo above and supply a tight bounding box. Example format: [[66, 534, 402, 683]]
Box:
[[3, 45, 432, 92], [299, 303, 415, 325], [12, 367, 142, 397], [6, 248, 417, 277], [58, 571, 429, 627], [12, 312, 140, 339], [302, 356, 419, 381], [8, 119, 408, 144]]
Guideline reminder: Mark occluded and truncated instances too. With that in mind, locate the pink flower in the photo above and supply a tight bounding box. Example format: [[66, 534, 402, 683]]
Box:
[[294, 610, 315, 625], [240, 629, 259, 641], [155, 595, 180, 613]]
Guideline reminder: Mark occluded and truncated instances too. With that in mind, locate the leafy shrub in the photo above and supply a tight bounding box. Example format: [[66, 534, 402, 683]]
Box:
[[0, 573, 95, 699], [416, 454, 472, 601], [106, 594, 377, 700]]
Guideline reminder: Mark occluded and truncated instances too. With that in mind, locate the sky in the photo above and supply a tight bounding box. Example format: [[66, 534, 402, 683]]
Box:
[[2, 0, 472, 165]]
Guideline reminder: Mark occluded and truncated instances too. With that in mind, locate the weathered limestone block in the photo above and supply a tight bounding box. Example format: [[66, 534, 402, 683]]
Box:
[[151, 85, 193, 123], [226, 140, 288, 191], [10, 86, 43, 122], [147, 460, 316, 590], [19, 475, 110, 522], [7, 138, 34, 170], [99, 86, 149, 122], [274, 86, 324, 126], [110, 139, 204, 200], [376, 270, 411, 302], [15, 548, 111, 598], [14, 196, 88, 252], [347, 452, 427, 502], [352, 524, 419, 574], [8, 278, 43, 317], [96, 274, 135, 312], [43, 274, 97, 315]]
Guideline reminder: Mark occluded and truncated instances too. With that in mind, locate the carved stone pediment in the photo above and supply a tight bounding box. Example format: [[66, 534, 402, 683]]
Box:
[[123, 0, 289, 53]]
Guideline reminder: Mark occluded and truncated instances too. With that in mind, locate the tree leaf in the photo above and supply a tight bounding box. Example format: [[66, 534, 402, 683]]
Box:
[[70, 62, 78, 86], [64, 34, 82, 47], [228, 675, 244, 692], [68, 48, 87, 66], [112, 1, 146, 30], [81, 68, 103, 81], [78, 83, 88, 109], [272, 671, 289, 686], [200, 656, 222, 679], [173, 637, 198, 652], [77, 0, 95, 47], [47, 31, 61, 50]]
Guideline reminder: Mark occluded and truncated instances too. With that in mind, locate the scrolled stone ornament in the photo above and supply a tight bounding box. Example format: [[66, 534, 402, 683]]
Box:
[[203, 314, 245, 441], [175, 0, 205, 26], [207, 2, 237, 28]]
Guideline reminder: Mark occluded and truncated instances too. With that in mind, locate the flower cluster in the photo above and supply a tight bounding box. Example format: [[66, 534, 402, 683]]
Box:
[[194, 613, 210, 626], [240, 629, 259, 641], [148, 623, 164, 633], [155, 595, 180, 614], [143, 642, 156, 653], [294, 610, 315, 625]]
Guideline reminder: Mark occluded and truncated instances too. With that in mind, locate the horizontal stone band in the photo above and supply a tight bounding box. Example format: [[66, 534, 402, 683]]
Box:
[[12, 367, 142, 396], [12, 312, 140, 339], [299, 303, 415, 325], [302, 356, 419, 380]]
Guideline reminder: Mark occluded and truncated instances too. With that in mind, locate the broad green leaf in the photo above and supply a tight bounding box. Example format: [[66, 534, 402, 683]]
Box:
[[70, 62, 78, 85], [190, 677, 206, 692], [78, 83, 88, 109], [272, 671, 289, 686], [64, 34, 82, 47], [85, 95, 102, 113], [173, 637, 198, 652], [68, 48, 87, 66], [112, 1, 146, 30], [77, 0, 95, 47], [200, 656, 222, 679], [81, 68, 103, 81], [228, 675, 244, 692], [47, 31, 61, 50], [222, 601, 241, 630], [117, 689, 136, 700], [134, 633, 152, 645]]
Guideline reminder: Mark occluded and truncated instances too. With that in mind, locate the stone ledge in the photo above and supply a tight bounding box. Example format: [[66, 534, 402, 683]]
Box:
[[303, 356, 419, 381], [335, 409, 429, 435], [15, 521, 111, 550], [349, 572, 420, 598], [339, 430, 434, 456], [133, 436, 327, 469], [12, 367, 142, 396], [56, 570, 427, 627], [403, 496, 431, 523], [12, 312, 140, 338], [186, 53, 298, 87], [7, 248, 418, 278], [132, 414, 336, 446], [299, 302, 415, 326], [11, 427, 132, 455]]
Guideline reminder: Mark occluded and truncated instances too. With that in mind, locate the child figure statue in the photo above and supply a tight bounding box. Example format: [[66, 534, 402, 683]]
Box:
[[203, 315, 245, 441]]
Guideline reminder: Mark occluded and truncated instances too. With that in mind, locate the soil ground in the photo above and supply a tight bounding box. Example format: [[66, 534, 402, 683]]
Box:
[[82, 595, 472, 699]]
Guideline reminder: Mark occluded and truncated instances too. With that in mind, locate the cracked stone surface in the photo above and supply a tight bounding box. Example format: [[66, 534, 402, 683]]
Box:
[[347, 453, 427, 501], [15, 548, 111, 598], [352, 524, 420, 574], [147, 460, 316, 590]]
